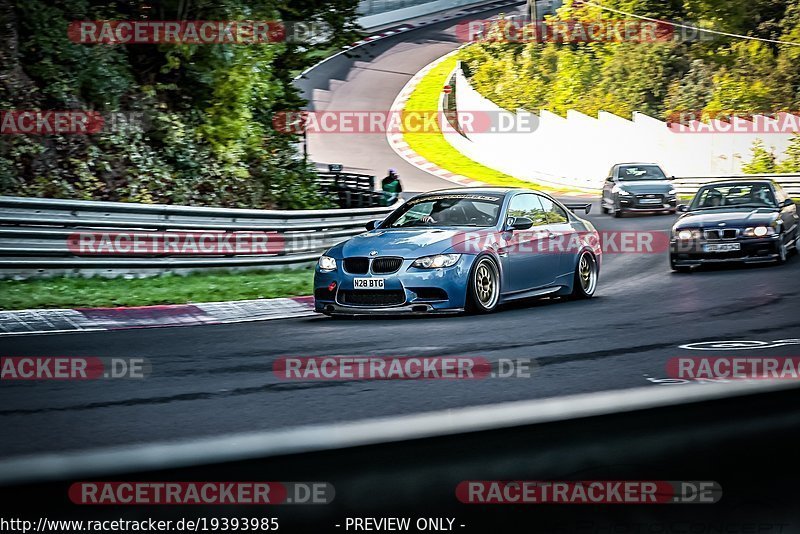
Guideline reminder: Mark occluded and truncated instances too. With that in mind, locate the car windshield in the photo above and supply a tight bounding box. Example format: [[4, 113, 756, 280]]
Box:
[[690, 183, 777, 210], [383, 194, 503, 228], [618, 165, 667, 181]]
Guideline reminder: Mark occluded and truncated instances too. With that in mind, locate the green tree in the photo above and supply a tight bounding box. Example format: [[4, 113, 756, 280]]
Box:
[[742, 140, 777, 173]]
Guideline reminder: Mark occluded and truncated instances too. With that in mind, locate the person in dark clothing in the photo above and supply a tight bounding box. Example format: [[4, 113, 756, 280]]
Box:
[[381, 168, 403, 206]]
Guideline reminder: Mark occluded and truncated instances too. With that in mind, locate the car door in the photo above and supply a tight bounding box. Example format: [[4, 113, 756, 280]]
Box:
[[501, 193, 560, 292], [534, 194, 575, 278]]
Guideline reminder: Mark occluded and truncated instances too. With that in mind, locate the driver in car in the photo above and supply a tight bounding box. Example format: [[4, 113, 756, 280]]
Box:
[[703, 189, 724, 207], [750, 184, 776, 206]]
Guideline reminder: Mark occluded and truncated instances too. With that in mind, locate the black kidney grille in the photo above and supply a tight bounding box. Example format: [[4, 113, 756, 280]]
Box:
[[371, 257, 403, 274], [343, 257, 369, 274]]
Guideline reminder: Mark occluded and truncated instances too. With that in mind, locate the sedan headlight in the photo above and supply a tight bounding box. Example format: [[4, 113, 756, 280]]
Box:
[[676, 229, 700, 240], [668, 188, 677, 196], [612, 185, 631, 196], [744, 226, 776, 237], [412, 254, 461, 269], [318, 255, 337, 270]]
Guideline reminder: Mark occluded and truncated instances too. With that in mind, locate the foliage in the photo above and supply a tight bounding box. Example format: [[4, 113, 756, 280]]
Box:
[[0, 0, 358, 208], [460, 0, 800, 121]]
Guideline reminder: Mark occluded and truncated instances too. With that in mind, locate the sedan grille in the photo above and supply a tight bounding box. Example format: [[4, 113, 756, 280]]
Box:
[[371, 257, 403, 274], [339, 290, 405, 307], [704, 229, 739, 240], [343, 257, 369, 274]]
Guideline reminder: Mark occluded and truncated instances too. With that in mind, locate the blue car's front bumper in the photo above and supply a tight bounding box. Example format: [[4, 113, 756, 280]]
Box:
[[313, 256, 476, 315]]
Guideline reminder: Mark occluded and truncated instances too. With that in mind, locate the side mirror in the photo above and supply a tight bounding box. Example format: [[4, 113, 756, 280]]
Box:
[[670, 176, 676, 180], [365, 219, 382, 231], [506, 217, 533, 231], [678, 205, 689, 213], [565, 203, 591, 214], [606, 176, 614, 182], [783, 199, 796, 208]]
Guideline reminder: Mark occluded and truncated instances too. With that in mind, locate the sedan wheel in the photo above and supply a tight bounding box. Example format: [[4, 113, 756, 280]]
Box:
[[777, 236, 788, 264], [570, 252, 598, 299], [468, 257, 500, 313]]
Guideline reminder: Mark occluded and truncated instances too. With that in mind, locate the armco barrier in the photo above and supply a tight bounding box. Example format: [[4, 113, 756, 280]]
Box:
[[447, 60, 800, 188], [0, 196, 395, 279], [672, 174, 800, 197]]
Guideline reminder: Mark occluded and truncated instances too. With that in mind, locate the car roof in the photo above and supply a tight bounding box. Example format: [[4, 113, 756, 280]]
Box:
[[420, 187, 518, 195], [698, 179, 775, 187]]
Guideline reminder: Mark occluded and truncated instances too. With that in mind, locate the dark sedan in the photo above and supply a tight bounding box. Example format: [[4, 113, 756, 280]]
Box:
[[669, 180, 798, 271], [601, 163, 678, 217]]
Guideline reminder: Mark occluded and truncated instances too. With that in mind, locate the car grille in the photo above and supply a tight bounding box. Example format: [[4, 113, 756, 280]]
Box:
[[343, 257, 369, 274], [704, 229, 739, 240], [371, 257, 403, 274], [339, 290, 406, 307]]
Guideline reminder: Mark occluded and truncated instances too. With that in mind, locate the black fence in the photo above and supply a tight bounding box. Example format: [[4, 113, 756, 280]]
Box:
[[317, 171, 384, 208]]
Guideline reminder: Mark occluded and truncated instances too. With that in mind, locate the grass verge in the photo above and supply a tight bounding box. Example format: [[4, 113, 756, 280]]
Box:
[[0, 268, 314, 311], [402, 56, 586, 196]]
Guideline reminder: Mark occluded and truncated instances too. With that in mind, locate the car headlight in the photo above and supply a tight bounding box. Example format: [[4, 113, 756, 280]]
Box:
[[412, 254, 461, 269], [318, 255, 337, 270], [676, 229, 700, 240], [668, 188, 677, 196], [744, 226, 776, 237], [612, 185, 631, 196]]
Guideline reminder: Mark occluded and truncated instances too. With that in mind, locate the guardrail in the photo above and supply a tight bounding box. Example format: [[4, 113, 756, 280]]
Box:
[[0, 196, 396, 279], [672, 174, 800, 197]]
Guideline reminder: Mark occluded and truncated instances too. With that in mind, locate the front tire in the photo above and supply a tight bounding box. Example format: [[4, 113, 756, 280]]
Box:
[[467, 256, 501, 313], [777, 234, 788, 264], [569, 251, 598, 299]]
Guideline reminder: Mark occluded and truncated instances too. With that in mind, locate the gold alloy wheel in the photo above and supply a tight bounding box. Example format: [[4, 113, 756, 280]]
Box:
[[579, 252, 597, 295], [474, 258, 499, 310]]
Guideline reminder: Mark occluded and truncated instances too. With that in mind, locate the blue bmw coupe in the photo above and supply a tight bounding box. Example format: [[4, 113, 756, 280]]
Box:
[[314, 188, 602, 315]]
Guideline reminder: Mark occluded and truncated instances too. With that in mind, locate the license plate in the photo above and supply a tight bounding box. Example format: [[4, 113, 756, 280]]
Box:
[[640, 198, 661, 204], [354, 278, 385, 289], [703, 243, 741, 252]]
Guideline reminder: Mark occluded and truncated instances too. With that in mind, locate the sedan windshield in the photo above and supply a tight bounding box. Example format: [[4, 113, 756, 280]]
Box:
[[383, 194, 503, 228], [690, 183, 777, 210], [618, 165, 667, 181]]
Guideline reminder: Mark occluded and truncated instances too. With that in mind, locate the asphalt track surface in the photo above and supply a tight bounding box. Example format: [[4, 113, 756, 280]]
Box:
[[3, 205, 800, 457], [296, 1, 526, 191], [2, 7, 800, 458]]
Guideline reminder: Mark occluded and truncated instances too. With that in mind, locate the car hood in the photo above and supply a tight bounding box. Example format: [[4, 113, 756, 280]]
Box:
[[618, 180, 674, 194], [337, 227, 470, 258], [674, 208, 778, 229]]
